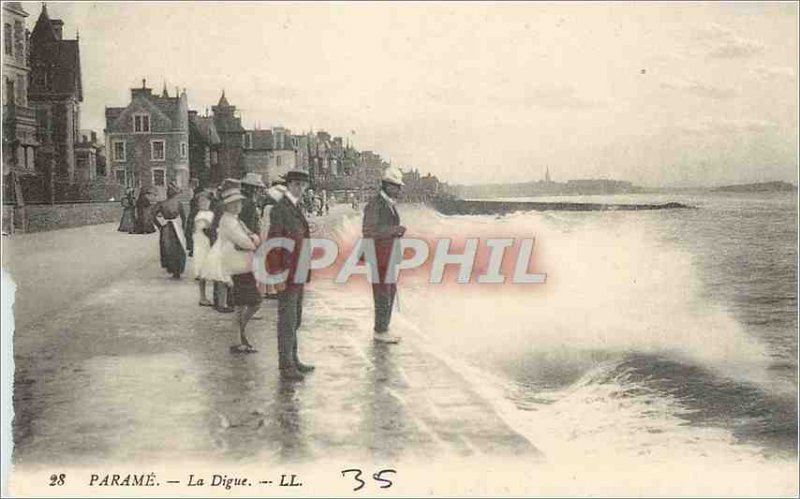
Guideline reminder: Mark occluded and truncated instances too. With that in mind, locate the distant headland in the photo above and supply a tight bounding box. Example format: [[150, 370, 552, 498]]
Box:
[[710, 181, 797, 193]]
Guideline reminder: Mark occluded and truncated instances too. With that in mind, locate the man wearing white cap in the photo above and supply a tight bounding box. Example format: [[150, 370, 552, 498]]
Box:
[[363, 167, 406, 344]]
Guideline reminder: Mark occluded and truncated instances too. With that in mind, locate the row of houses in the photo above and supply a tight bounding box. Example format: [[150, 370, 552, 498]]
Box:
[[3, 2, 443, 232], [105, 85, 443, 201]]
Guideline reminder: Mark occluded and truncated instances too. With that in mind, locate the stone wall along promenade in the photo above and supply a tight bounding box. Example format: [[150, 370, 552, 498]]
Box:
[[24, 202, 122, 232]]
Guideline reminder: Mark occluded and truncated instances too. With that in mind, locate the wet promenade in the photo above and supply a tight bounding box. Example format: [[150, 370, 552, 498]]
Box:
[[5, 207, 538, 467]]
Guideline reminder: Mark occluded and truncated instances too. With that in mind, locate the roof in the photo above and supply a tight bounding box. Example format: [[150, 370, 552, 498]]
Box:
[[29, 6, 83, 101], [214, 115, 244, 133], [31, 4, 57, 43], [3, 2, 28, 16], [218, 91, 230, 107], [247, 130, 273, 150], [150, 95, 180, 123], [190, 115, 220, 145]]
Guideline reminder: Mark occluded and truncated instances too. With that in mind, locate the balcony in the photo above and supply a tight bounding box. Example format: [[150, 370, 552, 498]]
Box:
[[4, 104, 37, 127]]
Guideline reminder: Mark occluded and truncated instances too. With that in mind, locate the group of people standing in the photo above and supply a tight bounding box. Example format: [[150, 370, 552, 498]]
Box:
[[118, 182, 190, 278], [118, 167, 407, 382]]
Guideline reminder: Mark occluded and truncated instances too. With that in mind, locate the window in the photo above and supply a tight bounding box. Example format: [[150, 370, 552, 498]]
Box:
[[115, 169, 126, 185], [3, 24, 11, 55], [15, 74, 25, 106], [276, 155, 282, 167], [13, 20, 23, 61], [4, 77, 12, 106], [245, 132, 252, 149], [211, 150, 218, 164], [152, 168, 166, 187], [112, 140, 126, 162], [150, 140, 165, 161], [133, 114, 150, 133], [180, 141, 187, 159]]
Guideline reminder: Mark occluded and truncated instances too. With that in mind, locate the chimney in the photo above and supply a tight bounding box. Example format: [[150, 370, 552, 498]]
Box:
[[51, 19, 64, 40], [131, 79, 152, 100]]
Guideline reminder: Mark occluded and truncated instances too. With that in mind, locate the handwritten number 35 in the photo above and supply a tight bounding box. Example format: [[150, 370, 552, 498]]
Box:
[[341, 469, 396, 491]]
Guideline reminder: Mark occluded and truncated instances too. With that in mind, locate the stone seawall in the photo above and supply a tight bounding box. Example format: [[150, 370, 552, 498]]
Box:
[[24, 202, 123, 233], [431, 197, 693, 215]]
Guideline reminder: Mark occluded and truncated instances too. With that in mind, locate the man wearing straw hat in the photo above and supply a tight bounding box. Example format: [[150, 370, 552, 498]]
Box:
[[267, 169, 314, 381], [363, 166, 406, 344]]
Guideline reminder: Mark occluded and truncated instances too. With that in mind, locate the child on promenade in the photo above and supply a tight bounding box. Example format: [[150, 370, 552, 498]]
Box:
[[202, 180, 240, 313], [191, 191, 214, 307]]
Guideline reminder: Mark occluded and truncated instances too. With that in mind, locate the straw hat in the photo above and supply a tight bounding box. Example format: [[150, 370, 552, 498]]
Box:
[[218, 178, 241, 191], [382, 167, 404, 186], [241, 172, 267, 188], [221, 187, 245, 205], [284, 169, 310, 183]]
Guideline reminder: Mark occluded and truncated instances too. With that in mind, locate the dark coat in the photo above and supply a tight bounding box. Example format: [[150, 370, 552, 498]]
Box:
[[239, 196, 261, 235], [134, 193, 156, 234], [362, 192, 401, 282], [118, 193, 136, 233], [267, 196, 311, 285], [207, 197, 224, 245]]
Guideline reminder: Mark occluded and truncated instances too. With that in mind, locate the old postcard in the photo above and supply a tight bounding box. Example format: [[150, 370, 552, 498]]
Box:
[[1, 1, 798, 497]]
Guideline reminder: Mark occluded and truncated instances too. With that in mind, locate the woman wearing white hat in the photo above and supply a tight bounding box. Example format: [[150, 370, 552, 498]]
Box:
[[213, 186, 263, 353], [240, 172, 267, 234]]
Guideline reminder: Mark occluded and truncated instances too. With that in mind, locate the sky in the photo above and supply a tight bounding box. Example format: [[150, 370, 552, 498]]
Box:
[[20, 1, 799, 187]]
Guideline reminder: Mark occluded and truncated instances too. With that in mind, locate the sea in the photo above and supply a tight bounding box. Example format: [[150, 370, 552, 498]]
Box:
[[333, 191, 797, 489]]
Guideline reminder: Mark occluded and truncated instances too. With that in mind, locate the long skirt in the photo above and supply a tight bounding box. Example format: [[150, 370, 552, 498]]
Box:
[[159, 220, 187, 275], [190, 232, 211, 280], [231, 272, 263, 307], [118, 207, 136, 233], [135, 205, 156, 234], [200, 241, 230, 285]]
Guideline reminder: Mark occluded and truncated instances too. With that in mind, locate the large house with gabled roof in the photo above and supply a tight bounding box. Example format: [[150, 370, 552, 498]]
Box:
[[104, 80, 189, 198]]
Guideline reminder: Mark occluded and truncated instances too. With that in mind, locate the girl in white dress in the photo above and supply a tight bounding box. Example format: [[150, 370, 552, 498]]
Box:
[[192, 193, 214, 306]]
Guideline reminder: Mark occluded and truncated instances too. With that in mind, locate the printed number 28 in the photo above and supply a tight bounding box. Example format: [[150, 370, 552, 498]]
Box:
[[49, 474, 66, 486], [341, 468, 396, 491]]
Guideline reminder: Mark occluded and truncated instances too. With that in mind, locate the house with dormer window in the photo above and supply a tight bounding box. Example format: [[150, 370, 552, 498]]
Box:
[[104, 80, 189, 198]]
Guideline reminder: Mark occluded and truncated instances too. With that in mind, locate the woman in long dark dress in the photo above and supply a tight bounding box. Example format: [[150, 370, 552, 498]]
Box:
[[117, 188, 136, 233], [134, 187, 157, 234], [152, 182, 187, 279]]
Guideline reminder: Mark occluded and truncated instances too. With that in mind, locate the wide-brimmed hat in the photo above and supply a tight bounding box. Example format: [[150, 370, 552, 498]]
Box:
[[221, 187, 245, 205], [284, 169, 310, 183], [270, 175, 287, 187], [194, 189, 214, 203], [217, 178, 241, 192], [241, 172, 267, 188], [381, 167, 404, 187]]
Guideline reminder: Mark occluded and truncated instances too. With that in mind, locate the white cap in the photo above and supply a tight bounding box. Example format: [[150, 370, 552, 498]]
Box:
[[382, 166, 405, 186]]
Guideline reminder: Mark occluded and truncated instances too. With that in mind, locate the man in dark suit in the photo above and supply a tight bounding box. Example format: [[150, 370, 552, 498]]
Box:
[[363, 167, 406, 344], [267, 169, 313, 380]]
